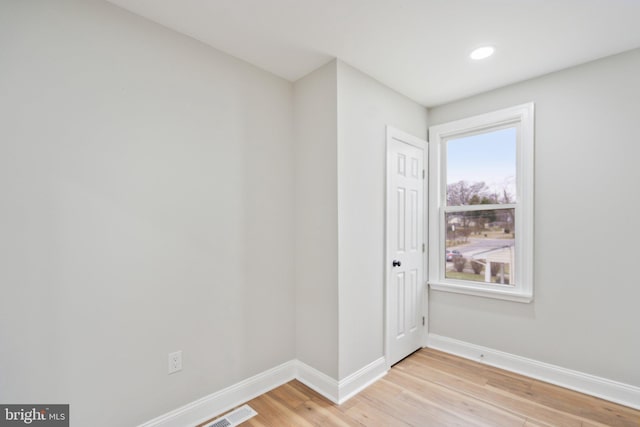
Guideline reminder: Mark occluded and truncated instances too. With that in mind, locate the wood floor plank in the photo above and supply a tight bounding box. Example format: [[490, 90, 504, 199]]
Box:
[[342, 400, 411, 427], [247, 393, 315, 427], [417, 350, 638, 427], [287, 380, 325, 399], [523, 420, 546, 427], [358, 378, 475, 426], [268, 382, 311, 410], [410, 350, 491, 386], [528, 380, 639, 427], [391, 357, 585, 426], [293, 396, 361, 427], [197, 349, 639, 427], [386, 369, 526, 426]]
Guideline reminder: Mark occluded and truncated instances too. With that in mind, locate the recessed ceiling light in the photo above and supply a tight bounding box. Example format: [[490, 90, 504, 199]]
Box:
[[470, 46, 495, 60]]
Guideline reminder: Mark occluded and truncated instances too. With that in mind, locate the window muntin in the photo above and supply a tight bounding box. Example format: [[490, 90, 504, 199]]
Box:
[[428, 103, 534, 302]]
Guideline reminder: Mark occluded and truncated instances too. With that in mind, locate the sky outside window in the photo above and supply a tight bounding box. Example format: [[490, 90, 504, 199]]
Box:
[[446, 127, 517, 199]]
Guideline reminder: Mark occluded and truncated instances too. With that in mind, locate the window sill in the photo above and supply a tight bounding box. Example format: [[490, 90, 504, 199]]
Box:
[[428, 281, 533, 303]]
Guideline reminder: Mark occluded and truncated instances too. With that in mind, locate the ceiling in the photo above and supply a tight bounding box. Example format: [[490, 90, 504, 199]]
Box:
[[105, 0, 640, 107]]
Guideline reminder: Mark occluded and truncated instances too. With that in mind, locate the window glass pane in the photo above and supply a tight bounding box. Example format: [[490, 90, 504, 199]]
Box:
[[445, 209, 515, 285], [446, 127, 516, 206]]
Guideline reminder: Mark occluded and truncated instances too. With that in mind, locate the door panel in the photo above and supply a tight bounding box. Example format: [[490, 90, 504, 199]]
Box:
[[397, 188, 405, 252], [410, 190, 418, 251], [396, 272, 405, 337]]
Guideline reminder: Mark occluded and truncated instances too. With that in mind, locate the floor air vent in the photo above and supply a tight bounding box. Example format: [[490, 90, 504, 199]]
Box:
[[205, 404, 257, 427]]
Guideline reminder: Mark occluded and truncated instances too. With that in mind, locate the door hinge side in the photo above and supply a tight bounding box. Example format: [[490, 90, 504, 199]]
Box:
[[422, 316, 425, 326], [422, 243, 425, 253], [422, 169, 425, 179]]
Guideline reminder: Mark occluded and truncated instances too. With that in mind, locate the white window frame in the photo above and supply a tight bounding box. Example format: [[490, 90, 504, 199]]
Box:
[[428, 103, 534, 303]]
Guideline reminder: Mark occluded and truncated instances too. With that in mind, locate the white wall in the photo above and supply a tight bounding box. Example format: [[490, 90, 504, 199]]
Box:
[[0, 1, 295, 426], [293, 61, 339, 378], [292, 60, 428, 382], [336, 61, 428, 379], [428, 49, 640, 387]]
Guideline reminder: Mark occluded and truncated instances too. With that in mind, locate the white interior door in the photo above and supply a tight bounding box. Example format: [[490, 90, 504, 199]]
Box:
[[386, 127, 426, 366]]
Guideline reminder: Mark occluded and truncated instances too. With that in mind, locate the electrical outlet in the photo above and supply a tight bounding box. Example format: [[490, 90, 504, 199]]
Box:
[[168, 351, 182, 374]]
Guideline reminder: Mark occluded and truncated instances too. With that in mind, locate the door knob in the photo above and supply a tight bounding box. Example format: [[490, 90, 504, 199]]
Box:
[[392, 260, 401, 267]]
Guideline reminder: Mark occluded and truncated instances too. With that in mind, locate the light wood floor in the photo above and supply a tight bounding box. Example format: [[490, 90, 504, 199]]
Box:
[[198, 348, 639, 427]]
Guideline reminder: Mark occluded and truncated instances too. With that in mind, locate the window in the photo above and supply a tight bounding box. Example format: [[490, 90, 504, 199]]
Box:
[[428, 103, 534, 302]]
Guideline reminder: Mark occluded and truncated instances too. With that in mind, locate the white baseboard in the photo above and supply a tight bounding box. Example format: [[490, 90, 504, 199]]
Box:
[[295, 361, 339, 404], [427, 333, 640, 410], [294, 357, 388, 404], [139, 357, 388, 427], [337, 357, 387, 404], [138, 361, 296, 427]]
